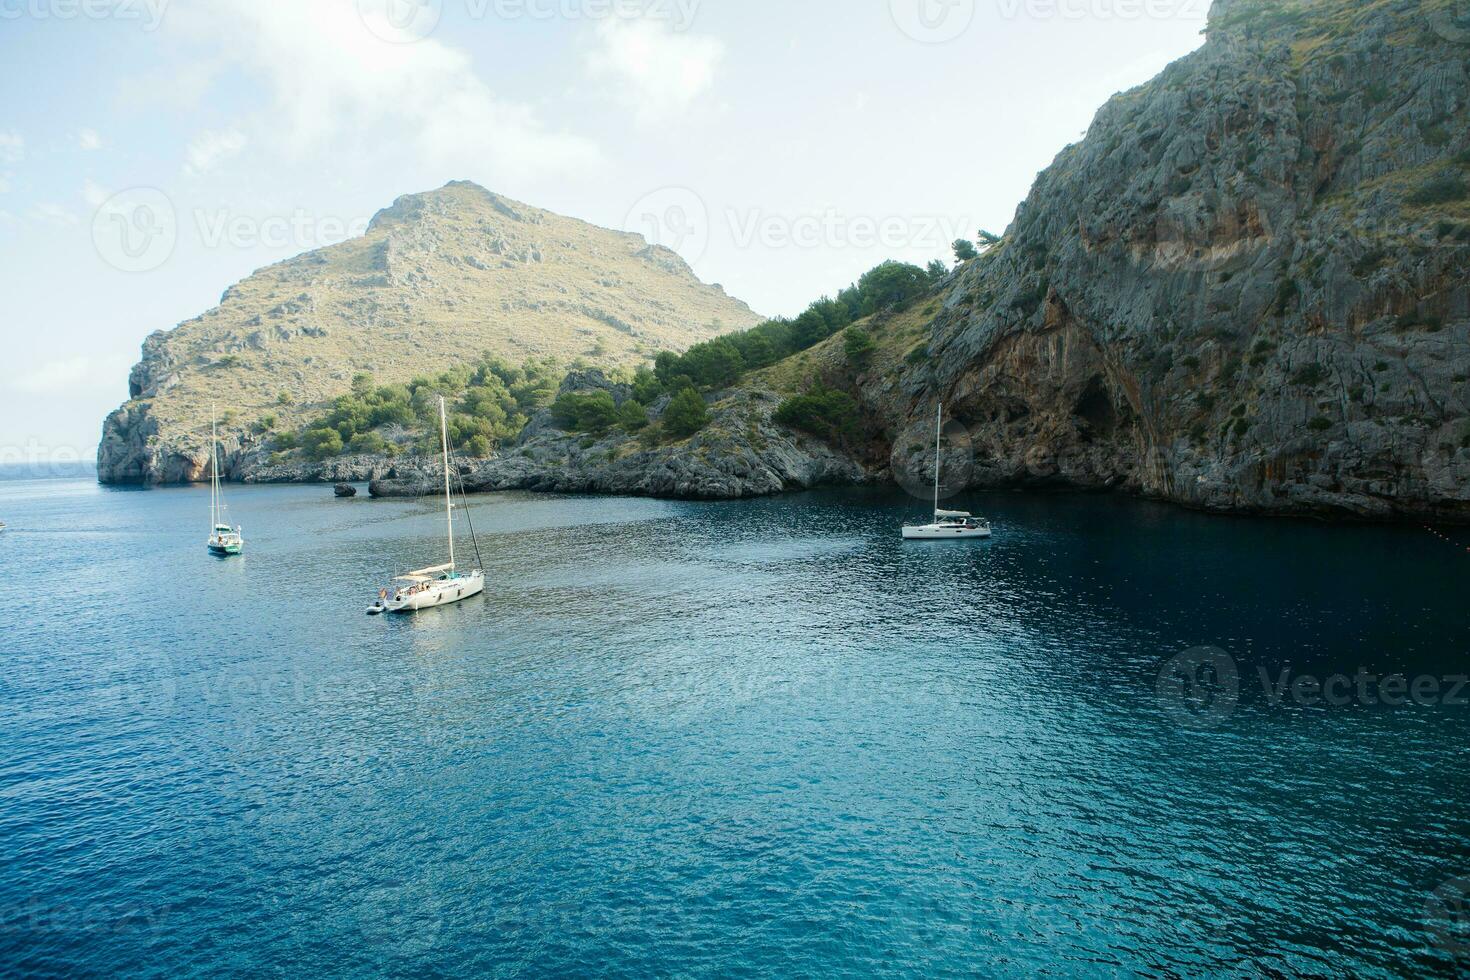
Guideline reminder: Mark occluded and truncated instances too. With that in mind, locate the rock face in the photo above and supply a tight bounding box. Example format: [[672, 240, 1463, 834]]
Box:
[[855, 0, 1470, 521], [107, 0, 1470, 523], [333, 484, 357, 498], [98, 181, 762, 484], [366, 370, 870, 501]]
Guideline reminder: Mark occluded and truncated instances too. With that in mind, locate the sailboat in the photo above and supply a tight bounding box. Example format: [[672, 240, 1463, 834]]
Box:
[[207, 407, 244, 556], [901, 403, 992, 541], [368, 397, 485, 615]]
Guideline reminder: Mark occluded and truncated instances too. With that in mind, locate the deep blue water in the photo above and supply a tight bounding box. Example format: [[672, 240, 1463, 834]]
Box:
[[2, 479, 1469, 977]]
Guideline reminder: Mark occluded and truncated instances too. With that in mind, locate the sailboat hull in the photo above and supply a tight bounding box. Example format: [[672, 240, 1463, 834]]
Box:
[[384, 572, 486, 613], [208, 541, 243, 556], [902, 525, 992, 541]]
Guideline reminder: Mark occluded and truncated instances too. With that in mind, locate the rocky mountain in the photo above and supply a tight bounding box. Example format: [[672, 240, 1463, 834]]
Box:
[[900, 0, 1470, 520], [352, 0, 1470, 521], [97, 181, 761, 484], [115, 0, 1470, 523]]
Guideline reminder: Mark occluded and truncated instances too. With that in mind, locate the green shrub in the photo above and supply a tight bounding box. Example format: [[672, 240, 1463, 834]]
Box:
[[844, 327, 877, 368], [953, 239, 978, 262], [273, 431, 299, 451], [774, 385, 861, 444], [550, 391, 619, 434], [1292, 364, 1329, 387], [1274, 278, 1300, 315], [1421, 124, 1451, 147], [662, 388, 711, 438], [617, 400, 649, 431], [348, 431, 388, 455], [906, 345, 930, 366], [276, 391, 295, 406], [303, 427, 344, 460], [1407, 171, 1468, 206], [1308, 416, 1333, 432]]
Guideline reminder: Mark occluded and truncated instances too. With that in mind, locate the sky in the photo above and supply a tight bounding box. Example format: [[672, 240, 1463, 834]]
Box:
[[0, 0, 1211, 461]]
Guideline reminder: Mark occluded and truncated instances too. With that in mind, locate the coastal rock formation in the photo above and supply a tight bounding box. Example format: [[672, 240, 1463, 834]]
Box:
[[333, 484, 357, 498], [884, 0, 1470, 520], [365, 370, 869, 500], [98, 181, 761, 484], [107, 0, 1470, 522]]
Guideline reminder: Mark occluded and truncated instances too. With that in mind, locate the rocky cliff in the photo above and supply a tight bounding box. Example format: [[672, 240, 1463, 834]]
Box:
[[344, 369, 869, 501], [114, 0, 1470, 522], [894, 0, 1470, 520], [364, 0, 1470, 521], [98, 181, 761, 484]]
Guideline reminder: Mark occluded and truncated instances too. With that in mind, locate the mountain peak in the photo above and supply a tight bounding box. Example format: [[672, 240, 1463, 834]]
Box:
[[99, 186, 761, 484]]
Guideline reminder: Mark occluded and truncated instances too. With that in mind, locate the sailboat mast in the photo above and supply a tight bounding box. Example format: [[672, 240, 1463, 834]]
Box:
[[440, 396, 455, 571], [933, 402, 942, 518], [210, 404, 219, 531]]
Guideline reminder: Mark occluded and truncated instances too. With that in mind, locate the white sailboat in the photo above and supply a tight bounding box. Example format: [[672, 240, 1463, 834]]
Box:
[[902, 403, 992, 541], [368, 397, 485, 615], [207, 406, 244, 556]]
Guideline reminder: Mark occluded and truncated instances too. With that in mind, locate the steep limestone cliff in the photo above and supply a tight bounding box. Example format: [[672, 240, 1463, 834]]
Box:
[[891, 0, 1470, 519]]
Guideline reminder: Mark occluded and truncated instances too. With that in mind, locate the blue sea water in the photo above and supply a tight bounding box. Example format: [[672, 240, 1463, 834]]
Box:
[[1, 478, 1468, 977]]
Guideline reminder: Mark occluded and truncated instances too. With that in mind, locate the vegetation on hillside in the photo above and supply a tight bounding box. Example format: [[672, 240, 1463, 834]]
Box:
[[283, 257, 954, 458], [774, 386, 863, 446], [278, 356, 561, 461]]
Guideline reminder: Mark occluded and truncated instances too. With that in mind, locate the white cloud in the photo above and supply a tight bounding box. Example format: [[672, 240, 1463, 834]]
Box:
[[82, 179, 109, 208], [13, 357, 96, 394], [78, 128, 103, 151], [179, 0, 599, 184], [585, 16, 725, 125], [0, 130, 23, 166], [31, 204, 78, 227], [183, 128, 247, 177]]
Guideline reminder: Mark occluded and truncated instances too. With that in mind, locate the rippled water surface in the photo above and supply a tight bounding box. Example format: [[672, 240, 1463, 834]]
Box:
[[2, 479, 1469, 976]]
